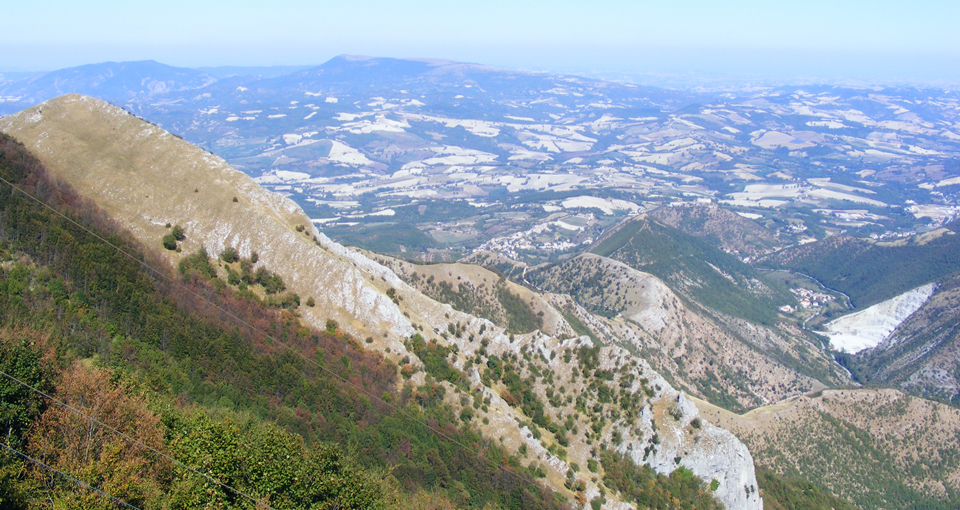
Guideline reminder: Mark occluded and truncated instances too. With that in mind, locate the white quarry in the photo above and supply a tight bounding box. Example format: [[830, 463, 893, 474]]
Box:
[[824, 283, 937, 353]]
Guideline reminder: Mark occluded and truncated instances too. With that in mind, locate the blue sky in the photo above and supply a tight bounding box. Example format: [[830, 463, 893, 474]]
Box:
[[4, 0, 959, 83]]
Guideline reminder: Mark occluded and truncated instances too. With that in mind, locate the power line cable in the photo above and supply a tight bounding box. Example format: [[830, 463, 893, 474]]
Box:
[[0, 175, 553, 498], [0, 442, 142, 510]]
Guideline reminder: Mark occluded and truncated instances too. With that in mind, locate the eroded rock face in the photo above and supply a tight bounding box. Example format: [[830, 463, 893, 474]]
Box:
[[1, 94, 762, 510], [601, 352, 763, 510]]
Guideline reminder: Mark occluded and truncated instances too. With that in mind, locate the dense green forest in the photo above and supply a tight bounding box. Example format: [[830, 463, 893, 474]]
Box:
[[758, 227, 960, 309], [0, 133, 566, 509]]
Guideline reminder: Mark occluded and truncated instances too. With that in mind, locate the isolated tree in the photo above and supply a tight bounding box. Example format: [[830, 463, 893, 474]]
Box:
[[170, 224, 185, 241], [162, 233, 177, 250], [220, 246, 239, 263]]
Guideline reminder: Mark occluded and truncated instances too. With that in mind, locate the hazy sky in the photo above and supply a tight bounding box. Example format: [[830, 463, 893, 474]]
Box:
[[4, 0, 959, 83]]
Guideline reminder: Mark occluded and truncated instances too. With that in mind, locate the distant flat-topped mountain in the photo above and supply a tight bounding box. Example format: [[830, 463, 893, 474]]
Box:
[[253, 54, 698, 111], [0, 55, 699, 117]]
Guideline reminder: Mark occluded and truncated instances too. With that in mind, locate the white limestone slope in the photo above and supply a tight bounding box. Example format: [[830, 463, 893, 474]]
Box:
[[824, 283, 937, 353]]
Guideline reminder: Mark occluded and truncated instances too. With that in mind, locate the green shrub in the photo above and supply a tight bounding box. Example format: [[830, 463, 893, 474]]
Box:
[[220, 246, 239, 263], [255, 267, 286, 294], [406, 334, 461, 384], [178, 248, 217, 279], [162, 233, 177, 250]]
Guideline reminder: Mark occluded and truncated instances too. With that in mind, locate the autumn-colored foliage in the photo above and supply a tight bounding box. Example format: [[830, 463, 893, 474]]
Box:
[[26, 363, 168, 508]]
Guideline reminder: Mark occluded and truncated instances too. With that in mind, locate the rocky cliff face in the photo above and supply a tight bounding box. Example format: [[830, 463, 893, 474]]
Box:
[[824, 282, 936, 354], [1, 94, 762, 509]]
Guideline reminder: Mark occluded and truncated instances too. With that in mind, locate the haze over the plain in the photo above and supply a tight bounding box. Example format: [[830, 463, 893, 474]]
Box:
[[3, 0, 959, 85]]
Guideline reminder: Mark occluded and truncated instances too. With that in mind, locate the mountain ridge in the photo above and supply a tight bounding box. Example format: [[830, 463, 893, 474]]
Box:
[[0, 94, 762, 510]]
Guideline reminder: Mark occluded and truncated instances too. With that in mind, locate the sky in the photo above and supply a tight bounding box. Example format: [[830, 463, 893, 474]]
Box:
[[3, 0, 960, 85]]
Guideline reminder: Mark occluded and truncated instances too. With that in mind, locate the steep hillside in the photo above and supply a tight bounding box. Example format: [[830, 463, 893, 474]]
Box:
[[648, 203, 781, 258], [0, 95, 761, 509], [527, 254, 845, 411], [849, 273, 960, 404], [590, 216, 793, 325], [0, 133, 562, 509], [695, 389, 960, 510], [0, 93, 414, 347], [368, 254, 572, 337]]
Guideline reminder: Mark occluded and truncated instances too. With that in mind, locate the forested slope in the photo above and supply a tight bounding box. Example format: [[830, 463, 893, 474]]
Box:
[[758, 226, 960, 310], [591, 216, 792, 325]]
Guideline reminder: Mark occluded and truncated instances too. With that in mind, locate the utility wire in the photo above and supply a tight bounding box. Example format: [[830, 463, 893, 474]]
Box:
[[0, 176, 551, 497], [0, 442, 142, 510], [0, 370, 276, 510]]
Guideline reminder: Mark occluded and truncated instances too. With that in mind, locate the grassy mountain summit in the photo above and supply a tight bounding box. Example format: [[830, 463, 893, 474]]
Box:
[[0, 93, 415, 347]]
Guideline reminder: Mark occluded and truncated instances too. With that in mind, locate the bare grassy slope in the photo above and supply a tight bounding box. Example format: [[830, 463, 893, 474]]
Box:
[[0, 93, 414, 343], [695, 389, 960, 509]]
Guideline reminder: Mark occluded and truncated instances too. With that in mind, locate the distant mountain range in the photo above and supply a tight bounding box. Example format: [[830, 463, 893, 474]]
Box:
[[0, 56, 697, 116], [0, 60, 216, 108]]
